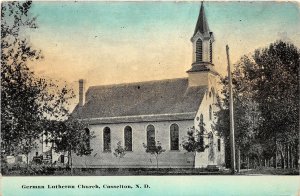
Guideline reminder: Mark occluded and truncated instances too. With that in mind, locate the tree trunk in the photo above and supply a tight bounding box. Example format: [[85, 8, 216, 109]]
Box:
[[68, 150, 73, 175], [289, 146, 293, 169], [274, 154, 277, 168], [274, 137, 277, 168], [285, 145, 289, 169], [155, 155, 158, 169], [236, 148, 240, 173], [247, 156, 250, 170], [296, 142, 299, 169], [279, 150, 285, 169], [193, 152, 196, 168], [26, 153, 29, 169]]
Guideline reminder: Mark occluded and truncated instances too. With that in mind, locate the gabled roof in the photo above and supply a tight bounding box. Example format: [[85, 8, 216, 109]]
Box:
[[193, 2, 210, 36], [73, 78, 207, 124]]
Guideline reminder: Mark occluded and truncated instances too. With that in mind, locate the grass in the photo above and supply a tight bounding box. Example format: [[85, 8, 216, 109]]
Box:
[[2, 166, 299, 176], [73, 168, 222, 176], [237, 167, 299, 175]]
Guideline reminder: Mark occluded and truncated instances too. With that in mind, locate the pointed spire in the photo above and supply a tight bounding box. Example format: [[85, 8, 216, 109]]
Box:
[[193, 2, 210, 36]]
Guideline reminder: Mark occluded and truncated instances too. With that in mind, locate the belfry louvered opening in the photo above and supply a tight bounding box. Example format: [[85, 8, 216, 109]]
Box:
[[196, 38, 203, 62], [210, 40, 213, 63]]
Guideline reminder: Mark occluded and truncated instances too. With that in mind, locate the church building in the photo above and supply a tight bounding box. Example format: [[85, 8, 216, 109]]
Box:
[[72, 3, 225, 168]]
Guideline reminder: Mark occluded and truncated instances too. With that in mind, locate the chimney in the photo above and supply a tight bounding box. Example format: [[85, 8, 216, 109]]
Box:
[[79, 79, 85, 107]]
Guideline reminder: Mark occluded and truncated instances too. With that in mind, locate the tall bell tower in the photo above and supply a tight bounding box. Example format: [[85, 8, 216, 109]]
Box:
[[188, 2, 216, 87]]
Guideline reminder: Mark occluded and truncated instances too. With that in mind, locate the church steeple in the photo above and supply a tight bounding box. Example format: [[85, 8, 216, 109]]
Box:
[[187, 2, 216, 87], [188, 2, 214, 73], [193, 2, 210, 36]]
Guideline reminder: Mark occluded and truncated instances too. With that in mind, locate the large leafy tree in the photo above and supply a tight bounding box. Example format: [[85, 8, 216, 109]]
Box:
[[214, 64, 260, 170], [215, 41, 299, 170], [45, 118, 94, 174], [248, 41, 299, 168], [1, 1, 90, 169], [1, 1, 46, 158]]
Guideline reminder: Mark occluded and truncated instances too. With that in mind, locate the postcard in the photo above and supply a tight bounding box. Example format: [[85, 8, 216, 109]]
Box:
[[1, 1, 299, 195]]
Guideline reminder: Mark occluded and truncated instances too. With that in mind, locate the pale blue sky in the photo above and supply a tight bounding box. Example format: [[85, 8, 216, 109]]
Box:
[[27, 1, 300, 89]]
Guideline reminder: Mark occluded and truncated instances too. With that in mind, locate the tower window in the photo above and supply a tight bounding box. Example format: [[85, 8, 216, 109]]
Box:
[[124, 126, 132, 151], [146, 125, 155, 150], [196, 39, 203, 62], [170, 124, 179, 150], [210, 40, 213, 63], [218, 139, 221, 152], [103, 127, 111, 152]]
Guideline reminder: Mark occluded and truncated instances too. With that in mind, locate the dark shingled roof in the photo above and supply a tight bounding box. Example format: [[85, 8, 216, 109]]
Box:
[[193, 2, 210, 36], [73, 78, 207, 123]]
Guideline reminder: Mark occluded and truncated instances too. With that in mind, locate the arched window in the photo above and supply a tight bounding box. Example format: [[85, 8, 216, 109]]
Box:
[[45, 138, 49, 147], [146, 125, 155, 150], [85, 128, 90, 149], [209, 105, 212, 120], [217, 139, 221, 152], [103, 127, 111, 152], [200, 114, 204, 133], [211, 87, 215, 101], [196, 39, 203, 62], [170, 124, 179, 150], [210, 40, 213, 63], [209, 133, 214, 161], [199, 114, 204, 150], [211, 87, 215, 96], [60, 154, 64, 163], [124, 126, 132, 151]]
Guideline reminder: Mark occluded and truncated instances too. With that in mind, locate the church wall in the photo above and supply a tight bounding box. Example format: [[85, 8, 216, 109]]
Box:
[[188, 71, 208, 86], [72, 120, 195, 168], [194, 73, 225, 168], [28, 134, 68, 165]]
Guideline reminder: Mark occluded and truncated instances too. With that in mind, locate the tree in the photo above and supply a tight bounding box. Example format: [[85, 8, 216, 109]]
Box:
[[113, 141, 126, 166], [1, 1, 44, 162], [181, 127, 208, 168], [1, 1, 88, 171], [214, 71, 260, 171], [214, 40, 299, 170], [143, 141, 165, 168], [250, 41, 299, 169], [46, 118, 94, 174]]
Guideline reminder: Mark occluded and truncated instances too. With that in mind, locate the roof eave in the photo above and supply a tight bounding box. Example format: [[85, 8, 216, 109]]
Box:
[[79, 112, 197, 125]]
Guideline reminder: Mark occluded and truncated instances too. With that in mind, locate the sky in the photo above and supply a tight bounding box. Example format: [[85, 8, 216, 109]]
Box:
[[26, 1, 300, 105]]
